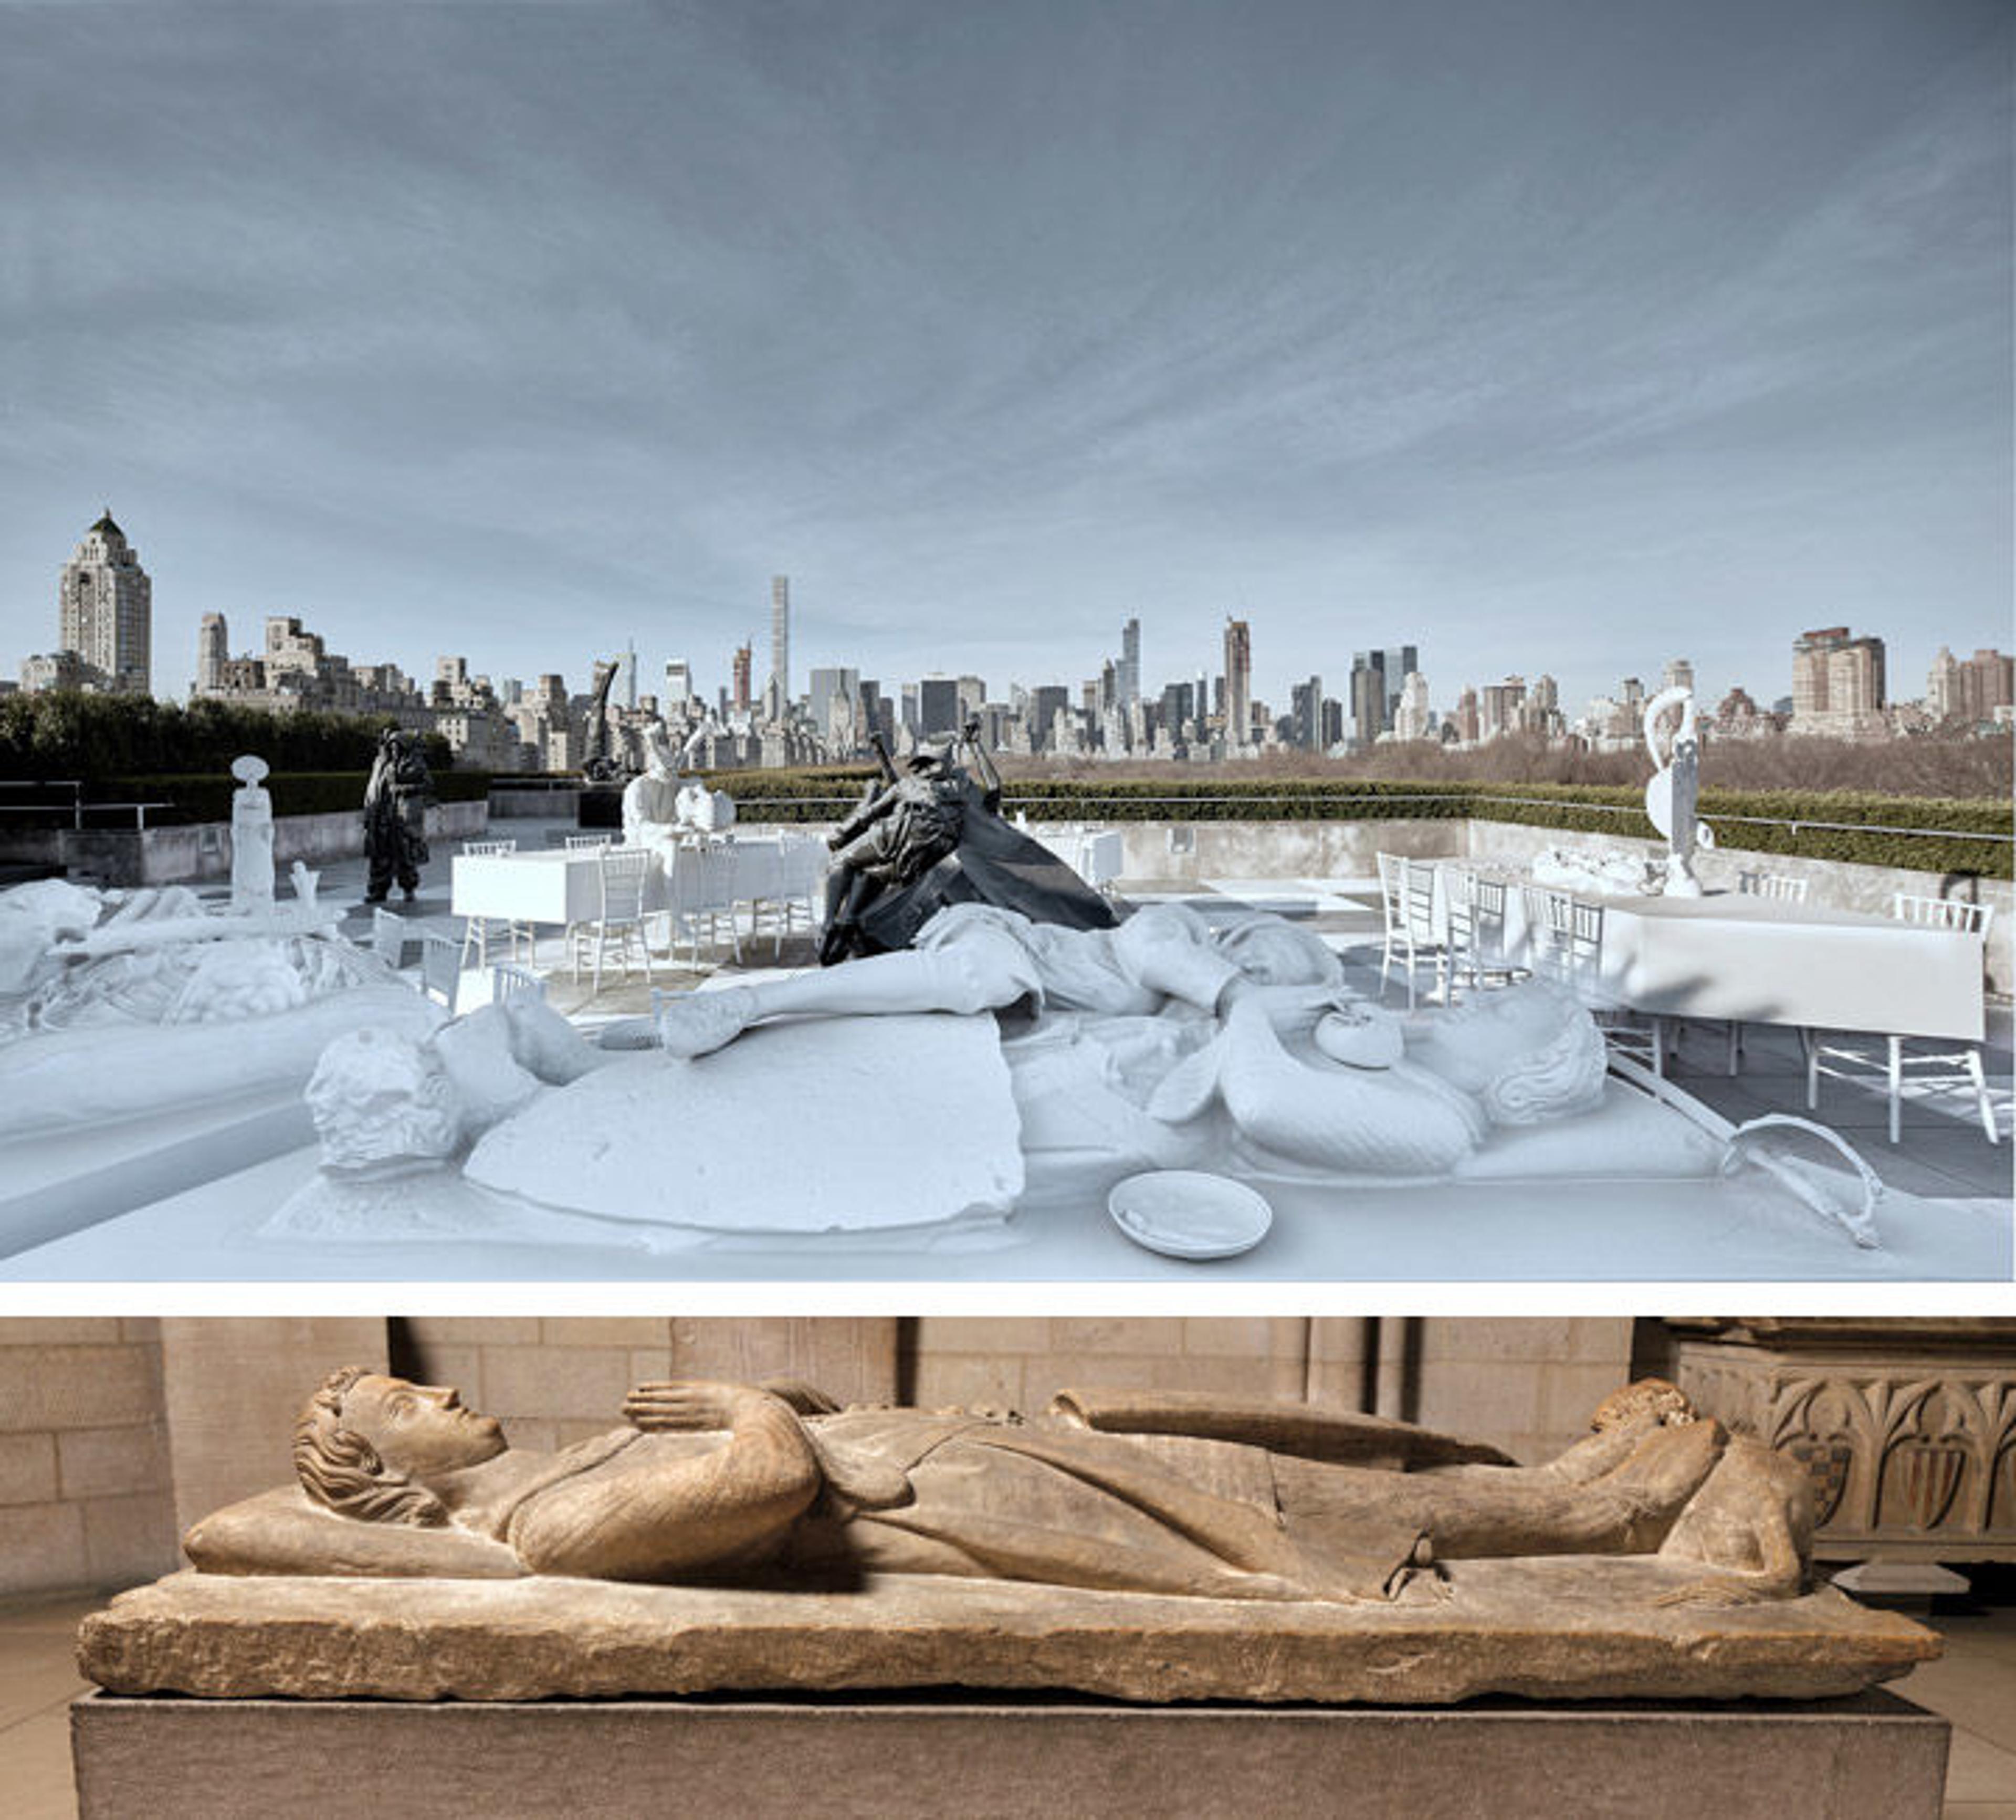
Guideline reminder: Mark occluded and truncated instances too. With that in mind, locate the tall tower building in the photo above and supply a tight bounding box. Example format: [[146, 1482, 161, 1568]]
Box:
[[1118, 617, 1141, 705], [196, 612, 228, 695], [731, 644, 752, 712], [1222, 617, 1251, 749], [59, 509, 152, 694], [1662, 657, 1695, 696], [768, 576, 791, 718]]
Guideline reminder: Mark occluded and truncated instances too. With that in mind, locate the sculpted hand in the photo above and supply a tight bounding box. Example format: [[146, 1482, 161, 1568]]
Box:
[[624, 1380, 774, 1432]]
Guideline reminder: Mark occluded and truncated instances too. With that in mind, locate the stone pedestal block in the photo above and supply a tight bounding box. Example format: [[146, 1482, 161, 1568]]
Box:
[[72, 1690, 1951, 1820]]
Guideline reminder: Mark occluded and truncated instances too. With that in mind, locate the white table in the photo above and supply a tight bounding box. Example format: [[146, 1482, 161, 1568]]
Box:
[[1500, 886, 1985, 1043], [452, 847, 668, 929], [452, 840, 815, 945], [1034, 825, 1126, 890]]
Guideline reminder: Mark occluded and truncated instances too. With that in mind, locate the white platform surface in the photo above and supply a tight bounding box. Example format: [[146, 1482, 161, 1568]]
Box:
[[4, 1129, 2003, 1281]]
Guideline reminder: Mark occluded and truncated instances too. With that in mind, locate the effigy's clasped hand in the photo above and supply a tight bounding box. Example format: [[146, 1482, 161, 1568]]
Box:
[[622, 1381, 761, 1432]]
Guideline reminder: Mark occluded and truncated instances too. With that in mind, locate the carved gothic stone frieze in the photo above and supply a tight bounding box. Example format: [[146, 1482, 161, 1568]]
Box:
[[1654, 1319, 2016, 1562]]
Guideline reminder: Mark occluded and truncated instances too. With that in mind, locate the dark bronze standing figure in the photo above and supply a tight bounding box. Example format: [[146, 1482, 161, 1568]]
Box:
[[818, 719, 1116, 965], [582, 658, 622, 783], [818, 730, 968, 964], [362, 729, 434, 903]]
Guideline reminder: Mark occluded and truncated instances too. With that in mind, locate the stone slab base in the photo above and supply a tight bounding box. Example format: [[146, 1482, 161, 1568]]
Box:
[[78, 1562, 1940, 1705], [71, 1689, 1951, 1820]]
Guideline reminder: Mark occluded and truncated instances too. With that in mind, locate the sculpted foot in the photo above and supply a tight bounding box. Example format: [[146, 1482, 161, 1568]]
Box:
[[655, 985, 758, 1059]]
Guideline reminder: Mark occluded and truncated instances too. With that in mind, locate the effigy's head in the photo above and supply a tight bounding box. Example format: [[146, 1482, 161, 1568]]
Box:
[[305, 1028, 463, 1172], [294, 1367, 506, 1525], [1213, 913, 1342, 989], [642, 724, 676, 779], [1412, 980, 1608, 1126]]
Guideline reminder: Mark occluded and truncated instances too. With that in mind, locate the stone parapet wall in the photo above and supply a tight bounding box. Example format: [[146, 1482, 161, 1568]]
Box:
[[51, 800, 489, 888]]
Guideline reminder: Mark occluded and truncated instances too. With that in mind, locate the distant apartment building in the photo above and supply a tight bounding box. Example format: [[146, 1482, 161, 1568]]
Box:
[[1791, 627, 1886, 736], [1392, 671, 1433, 741], [1453, 685, 1480, 745], [196, 613, 228, 693], [50, 510, 152, 694], [1479, 676, 1526, 741], [19, 649, 90, 695], [1117, 617, 1141, 704], [1348, 645, 1419, 746], [1289, 675, 1325, 750], [730, 643, 752, 712], [190, 612, 425, 722], [1710, 686, 1776, 738], [1928, 646, 2013, 728]]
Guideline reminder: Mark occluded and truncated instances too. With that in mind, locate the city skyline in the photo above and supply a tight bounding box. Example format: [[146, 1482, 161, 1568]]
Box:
[[2, 2, 2008, 710], [7, 506, 2009, 737]]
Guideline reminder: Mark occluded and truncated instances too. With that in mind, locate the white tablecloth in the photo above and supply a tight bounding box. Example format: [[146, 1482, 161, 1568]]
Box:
[[1489, 883, 1985, 1042]]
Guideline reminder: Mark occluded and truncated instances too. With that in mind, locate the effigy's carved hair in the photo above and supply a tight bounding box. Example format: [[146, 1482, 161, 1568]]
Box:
[[1589, 1379, 1694, 1433], [293, 1365, 450, 1527], [1479, 1004, 1608, 1127]]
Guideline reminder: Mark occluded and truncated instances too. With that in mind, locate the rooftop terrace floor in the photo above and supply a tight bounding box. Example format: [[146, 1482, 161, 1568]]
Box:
[[1, 828, 2003, 1282]]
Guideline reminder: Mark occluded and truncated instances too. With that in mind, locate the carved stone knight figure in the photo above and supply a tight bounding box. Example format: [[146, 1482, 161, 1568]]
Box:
[[185, 1371, 1814, 1611]]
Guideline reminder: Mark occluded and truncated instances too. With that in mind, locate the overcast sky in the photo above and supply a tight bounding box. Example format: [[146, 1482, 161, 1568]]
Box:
[[2, 0, 2008, 714]]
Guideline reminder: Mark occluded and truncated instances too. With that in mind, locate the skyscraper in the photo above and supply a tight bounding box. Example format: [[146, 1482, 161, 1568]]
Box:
[[195, 612, 228, 695], [808, 667, 860, 746], [1349, 653, 1384, 747], [1393, 671, 1432, 742], [1118, 617, 1140, 706], [731, 643, 752, 712], [1289, 676, 1324, 750], [1222, 618, 1251, 749], [663, 660, 694, 712], [918, 676, 961, 737], [768, 575, 791, 719], [59, 509, 152, 695]]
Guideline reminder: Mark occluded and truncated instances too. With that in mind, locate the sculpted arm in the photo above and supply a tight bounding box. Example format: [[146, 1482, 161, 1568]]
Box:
[[506, 1383, 822, 1581]]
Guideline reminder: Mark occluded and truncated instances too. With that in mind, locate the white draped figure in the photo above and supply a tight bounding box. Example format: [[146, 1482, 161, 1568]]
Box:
[[622, 725, 736, 860], [642, 902, 1610, 1181]]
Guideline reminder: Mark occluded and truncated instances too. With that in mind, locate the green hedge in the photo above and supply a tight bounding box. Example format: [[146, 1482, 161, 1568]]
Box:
[[78, 770, 495, 826], [704, 770, 2011, 878], [0, 691, 455, 779]]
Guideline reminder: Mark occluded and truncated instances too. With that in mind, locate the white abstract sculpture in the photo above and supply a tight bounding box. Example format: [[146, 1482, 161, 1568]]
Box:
[[622, 725, 736, 855], [229, 754, 276, 915], [1642, 687, 1715, 897]]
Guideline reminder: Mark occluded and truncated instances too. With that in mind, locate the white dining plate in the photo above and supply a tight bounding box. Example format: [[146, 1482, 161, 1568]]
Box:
[[1106, 1171, 1274, 1260]]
